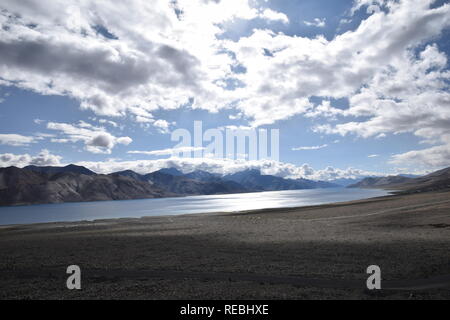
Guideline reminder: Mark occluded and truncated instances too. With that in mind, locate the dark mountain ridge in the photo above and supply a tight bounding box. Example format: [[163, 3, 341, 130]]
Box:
[[347, 167, 450, 193], [0, 166, 169, 206], [112, 169, 249, 196], [24, 164, 96, 176], [348, 175, 412, 188], [5, 164, 438, 207], [223, 169, 338, 191], [393, 167, 450, 193]]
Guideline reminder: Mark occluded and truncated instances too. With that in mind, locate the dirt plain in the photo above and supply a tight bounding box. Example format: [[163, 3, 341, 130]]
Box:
[[0, 191, 449, 299]]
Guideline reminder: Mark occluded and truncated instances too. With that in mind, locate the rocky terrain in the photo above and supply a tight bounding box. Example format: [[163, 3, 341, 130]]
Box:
[[348, 167, 450, 193], [0, 166, 170, 206]]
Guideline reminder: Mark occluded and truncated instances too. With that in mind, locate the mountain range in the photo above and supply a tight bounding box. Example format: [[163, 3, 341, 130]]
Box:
[[348, 167, 450, 193], [2, 164, 448, 206], [0, 165, 336, 206], [23, 164, 96, 176], [223, 169, 338, 191], [0, 166, 170, 206], [348, 175, 412, 188], [111, 168, 248, 195]]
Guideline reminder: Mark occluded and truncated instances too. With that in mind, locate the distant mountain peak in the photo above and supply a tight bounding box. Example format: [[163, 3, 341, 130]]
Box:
[[157, 168, 184, 176], [24, 164, 96, 176], [184, 170, 220, 182], [244, 168, 262, 174], [224, 168, 337, 191], [114, 169, 138, 174], [110, 170, 146, 182]]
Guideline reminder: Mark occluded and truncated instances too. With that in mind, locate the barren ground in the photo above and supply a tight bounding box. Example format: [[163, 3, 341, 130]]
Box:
[[0, 191, 449, 299]]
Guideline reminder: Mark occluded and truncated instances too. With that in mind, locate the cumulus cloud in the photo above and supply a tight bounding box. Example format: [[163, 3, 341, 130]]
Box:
[[46, 121, 132, 154], [390, 145, 450, 167], [350, 0, 387, 15], [0, 149, 62, 167], [1, 0, 450, 168], [0, 0, 288, 126], [314, 43, 450, 168], [224, 0, 450, 127], [260, 9, 289, 24], [116, 137, 133, 145]]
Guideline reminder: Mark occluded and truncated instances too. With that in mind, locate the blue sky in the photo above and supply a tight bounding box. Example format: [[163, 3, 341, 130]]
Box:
[[0, 0, 449, 180]]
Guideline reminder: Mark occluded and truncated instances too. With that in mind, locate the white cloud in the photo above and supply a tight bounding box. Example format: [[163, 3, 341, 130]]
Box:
[[314, 43, 450, 168], [303, 18, 326, 27], [0, 150, 386, 182], [46, 121, 132, 154], [98, 119, 119, 127], [368, 154, 379, 158], [339, 18, 352, 25], [0, 134, 36, 146], [0, 0, 450, 168], [217, 1, 449, 127], [292, 144, 328, 151], [33, 119, 45, 125], [366, 4, 382, 14], [75, 156, 384, 181], [390, 144, 450, 168], [0, 0, 286, 126], [260, 9, 289, 24], [116, 137, 133, 145], [350, 0, 387, 15], [305, 100, 343, 119], [153, 119, 171, 133], [128, 146, 205, 157], [0, 149, 61, 167]]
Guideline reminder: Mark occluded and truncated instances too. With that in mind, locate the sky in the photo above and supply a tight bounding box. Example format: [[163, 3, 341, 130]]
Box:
[[0, 0, 449, 181]]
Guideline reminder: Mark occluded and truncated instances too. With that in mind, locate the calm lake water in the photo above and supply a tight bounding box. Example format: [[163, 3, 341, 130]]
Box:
[[0, 188, 390, 226]]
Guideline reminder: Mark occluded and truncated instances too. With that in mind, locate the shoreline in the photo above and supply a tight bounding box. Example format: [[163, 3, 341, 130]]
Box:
[[0, 188, 392, 227], [0, 186, 361, 208]]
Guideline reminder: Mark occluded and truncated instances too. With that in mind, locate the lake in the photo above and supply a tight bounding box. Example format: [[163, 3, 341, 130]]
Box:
[[0, 188, 390, 225]]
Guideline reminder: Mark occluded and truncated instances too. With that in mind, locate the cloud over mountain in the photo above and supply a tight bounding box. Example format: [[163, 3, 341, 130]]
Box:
[[46, 121, 132, 154], [73, 157, 383, 182], [0, 149, 61, 167]]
